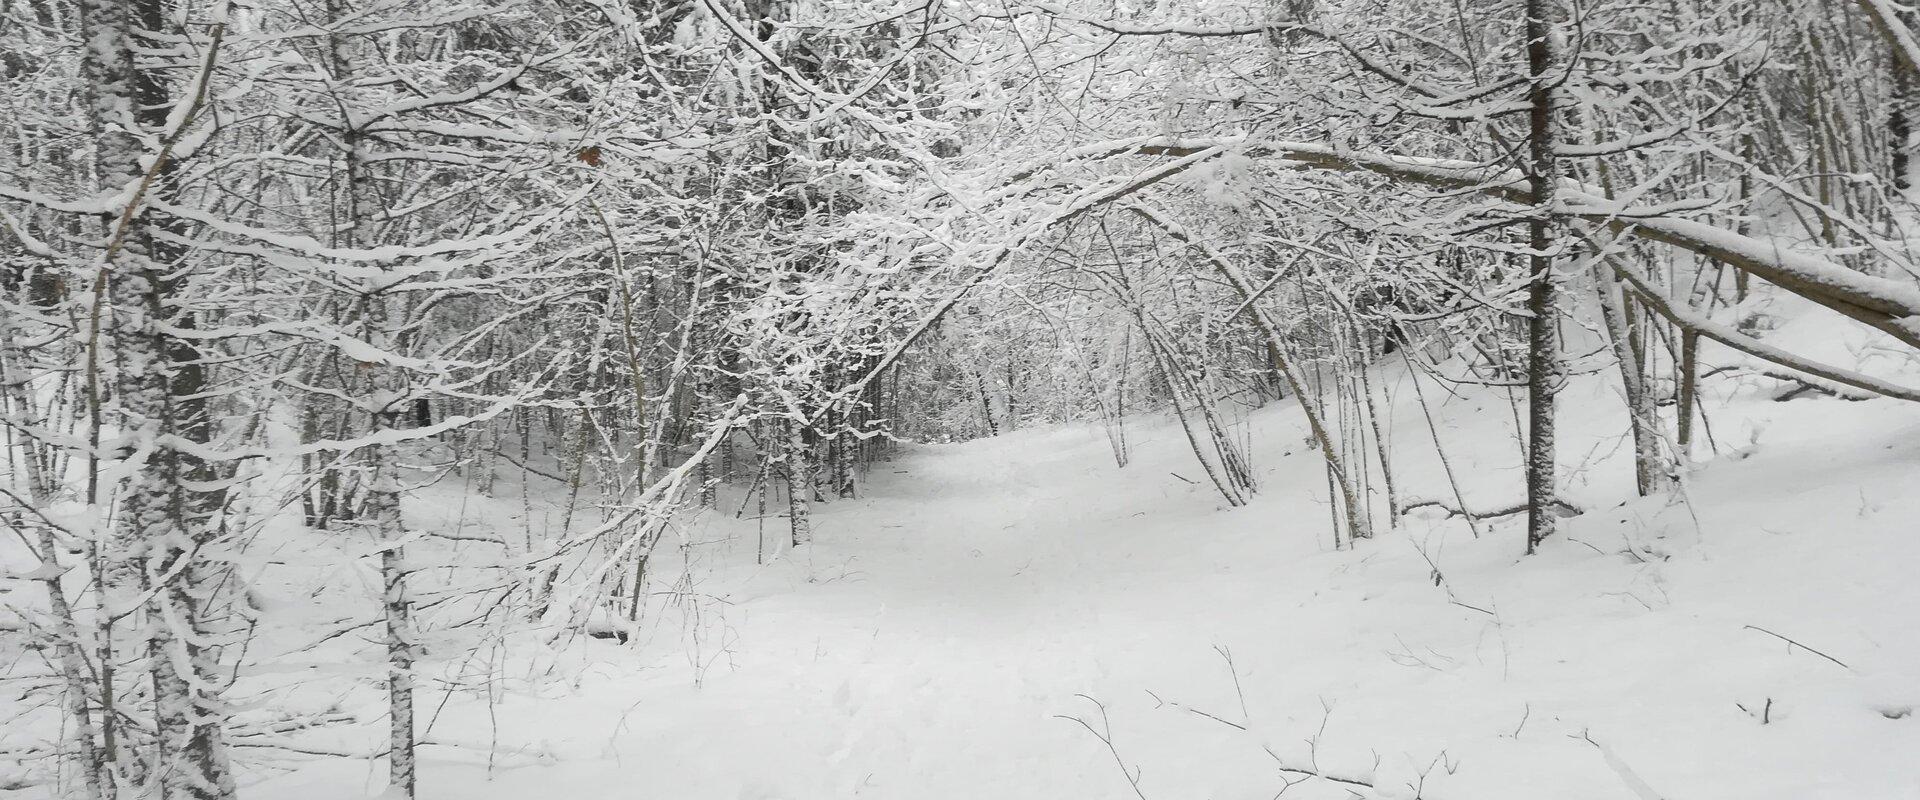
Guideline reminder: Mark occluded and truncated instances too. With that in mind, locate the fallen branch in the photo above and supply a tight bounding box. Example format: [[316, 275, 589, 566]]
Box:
[[1055, 695, 1150, 800], [1746, 367, 1878, 402], [1744, 625, 1853, 670], [1398, 496, 1581, 521], [1144, 689, 1247, 731], [1262, 749, 1380, 794], [1590, 239, 1920, 403]]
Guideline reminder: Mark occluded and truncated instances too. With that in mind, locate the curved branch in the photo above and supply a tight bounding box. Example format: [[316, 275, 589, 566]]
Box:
[[1597, 244, 1920, 403], [1121, 137, 1920, 349]]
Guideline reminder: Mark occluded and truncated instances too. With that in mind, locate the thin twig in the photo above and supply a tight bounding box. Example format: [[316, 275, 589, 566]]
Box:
[[1055, 695, 1150, 800], [1743, 625, 1852, 670]]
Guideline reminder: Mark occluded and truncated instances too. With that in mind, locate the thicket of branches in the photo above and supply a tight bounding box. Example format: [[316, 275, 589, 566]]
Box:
[[5, 0, 1919, 797]]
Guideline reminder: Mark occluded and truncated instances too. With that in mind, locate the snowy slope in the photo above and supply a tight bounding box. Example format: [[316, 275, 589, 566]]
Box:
[[224, 326, 1920, 800]]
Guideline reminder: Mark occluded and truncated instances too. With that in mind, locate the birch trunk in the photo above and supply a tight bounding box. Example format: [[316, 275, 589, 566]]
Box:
[[82, 0, 236, 793]]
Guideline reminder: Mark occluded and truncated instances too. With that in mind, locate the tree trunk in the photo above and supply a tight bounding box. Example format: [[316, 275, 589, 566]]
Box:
[[1524, 0, 1563, 555], [1594, 259, 1668, 495], [81, 0, 238, 794], [786, 419, 812, 547], [1676, 329, 1700, 457]]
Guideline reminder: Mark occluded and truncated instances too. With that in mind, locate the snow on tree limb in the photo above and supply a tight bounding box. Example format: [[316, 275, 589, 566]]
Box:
[[1104, 137, 1920, 349]]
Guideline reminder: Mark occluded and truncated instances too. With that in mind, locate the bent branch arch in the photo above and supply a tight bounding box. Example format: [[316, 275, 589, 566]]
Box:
[[1122, 139, 1920, 350], [837, 137, 1920, 411]]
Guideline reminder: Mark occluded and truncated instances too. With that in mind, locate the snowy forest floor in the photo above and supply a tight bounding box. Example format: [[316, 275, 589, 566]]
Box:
[[230, 324, 1920, 800]]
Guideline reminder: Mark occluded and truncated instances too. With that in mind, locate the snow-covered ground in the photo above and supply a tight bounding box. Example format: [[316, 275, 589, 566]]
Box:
[[229, 318, 1920, 800]]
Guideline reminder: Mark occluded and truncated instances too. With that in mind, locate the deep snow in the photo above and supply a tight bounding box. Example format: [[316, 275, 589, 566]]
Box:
[[8, 307, 1920, 799], [233, 335, 1920, 800]]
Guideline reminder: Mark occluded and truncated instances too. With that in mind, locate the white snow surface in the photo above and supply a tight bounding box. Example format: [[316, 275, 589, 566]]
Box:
[[233, 347, 1920, 800], [11, 317, 1920, 800]]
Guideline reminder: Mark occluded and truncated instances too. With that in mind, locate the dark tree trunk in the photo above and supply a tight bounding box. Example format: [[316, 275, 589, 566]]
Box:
[[1523, 0, 1563, 555]]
